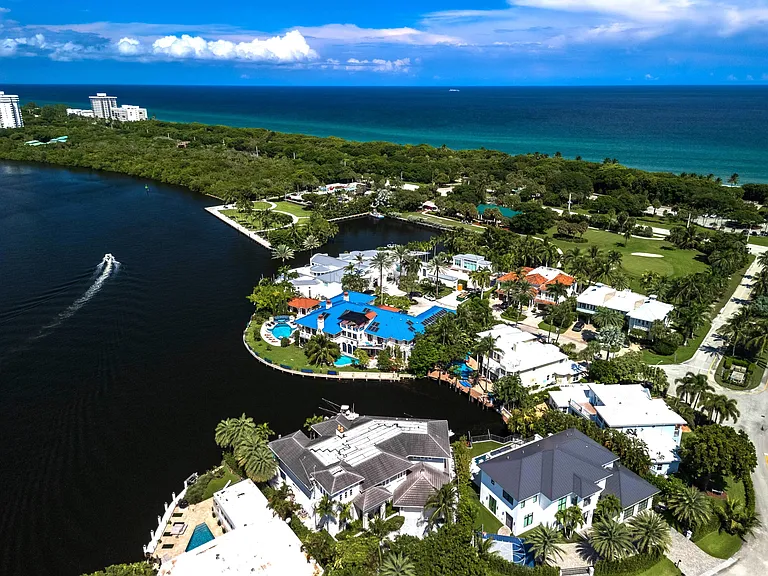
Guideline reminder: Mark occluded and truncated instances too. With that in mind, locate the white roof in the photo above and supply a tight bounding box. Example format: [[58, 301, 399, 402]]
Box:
[[527, 266, 567, 282], [589, 384, 687, 427], [402, 183, 420, 191], [158, 489, 321, 575], [453, 253, 491, 264], [548, 385, 590, 409], [628, 299, 674, 322], [478, 324, 573, 374], [213, 479, 269, 530], [577, 284, 645, 313]]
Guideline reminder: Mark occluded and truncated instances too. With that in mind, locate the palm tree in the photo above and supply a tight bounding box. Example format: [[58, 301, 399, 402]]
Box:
[[428, 253, 450, 298], [629, 511, 671, 555], [590, 518, 634, 561], [473, 334, 500, 388], [711, 395, 740, 424], [424, 483, 457, 529], [393, 244, 410, 284], [667, 485, 712, 532], [367, 516, 397, 563], [380, 552, 416, 576], [672, 303, 709, 344], [271, 244, 295, 263], [235, 433, 276, 482], [751, 269, 768, 298], [371, 250, 394, 298], [546, 280, 569, 305], [717, 497, 762, 538], [593, 306, 625, 330], [305, 333, 341, 366], [594, 494, 622, 522], [555, 505, 585, 539], [721, 308, 754, 355], [314, 494, 336, 531], [526, 524, 564, 566], [215, 413, 256, 449], [336, 501, 353, 531], [469, 268, 492, 293], [597, 325, 625, 359], [674, 372, 712, 408], [302, 234, 321, 255]]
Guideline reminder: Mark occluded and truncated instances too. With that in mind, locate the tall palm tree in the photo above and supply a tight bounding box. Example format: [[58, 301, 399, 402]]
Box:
[[667, 485, 712, 532], [594, 494, 622, 522], [546, 280, 569, 305], [424, 483, 457, 529], [473, 334, 500, 387], [393, 244, 410, 284], [302, 234, 321, 255], [589, 518, 635, 561], [475, 535, 499, 561], [367, 516, 397, 563], [717, 497, 762, 538], [234, 433, 276, 482], [305, 334, 341, 366], [593, 306, 625, 330], [555, 505, 585, 539], [714, 395, 740, 424], [721, 308, 754, 356], [469, 268, 492, 293], [672, 303, 709, 344], [428, 253, 450, 298], [629, 511, 671, 555], [336, 501, 353, 531], [371, 250, 394, 298], [314, 494, 336, 531], [526, 524, 564, 566], [215, 413, 256, 449], [271, 244, 295, 263], [674, 372, 712, 408], [380, 552, 416, 576]]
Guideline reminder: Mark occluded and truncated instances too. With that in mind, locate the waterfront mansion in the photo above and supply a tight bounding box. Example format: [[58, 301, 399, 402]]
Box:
[[294, 291, 452, 361], [548, 384, 687, 475], [477, 429, 658, 536], [269, 408, 453, 538]]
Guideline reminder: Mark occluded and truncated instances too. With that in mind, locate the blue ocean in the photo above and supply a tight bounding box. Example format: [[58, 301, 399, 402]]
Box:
[[8, 85, 768, 182]]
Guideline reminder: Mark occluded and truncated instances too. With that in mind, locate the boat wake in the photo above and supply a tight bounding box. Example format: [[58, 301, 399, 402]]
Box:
[[32, 253, 120, 340]]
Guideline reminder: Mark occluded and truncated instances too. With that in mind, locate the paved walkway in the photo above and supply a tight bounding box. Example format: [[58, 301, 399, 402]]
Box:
[[667, 529, 722, 576]]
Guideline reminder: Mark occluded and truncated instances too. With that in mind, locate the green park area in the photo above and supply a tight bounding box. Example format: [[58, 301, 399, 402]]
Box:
[[273, 201, 313, 218], [468, 441, 505, 458]]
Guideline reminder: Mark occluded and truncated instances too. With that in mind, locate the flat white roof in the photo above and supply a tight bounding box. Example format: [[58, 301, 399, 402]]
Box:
[[590, 384, 687, 427], [479, 324, 575, 374], [213, 479, 268, 530], [577, 284, 644, 313], [158, 498, 321, 575], [628, 299, 674, 322]]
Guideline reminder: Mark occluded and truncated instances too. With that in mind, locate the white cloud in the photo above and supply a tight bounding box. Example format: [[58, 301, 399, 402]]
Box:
[[0, 38, 17, 55], [298, 23, 460, 45], [0, 33, 47, 56], [508, 0, 694, 21], [116, 37, 141, 55], [644, 73, 659, 80], [727, 74, 738, 80], [150, 30, 317, 62], [344, 57, 411, 72], [0, 7, 10, 13], [746, 74, 754, 80], [763, 73, 768, 81]]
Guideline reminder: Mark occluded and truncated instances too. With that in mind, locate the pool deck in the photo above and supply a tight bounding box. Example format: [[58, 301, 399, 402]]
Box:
[[153, 498, 224, 564]]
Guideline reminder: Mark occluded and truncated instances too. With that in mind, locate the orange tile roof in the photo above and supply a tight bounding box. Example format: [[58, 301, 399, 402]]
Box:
[[497, 267, 533, 283], [544, 273, 575, 287], [376, 305, 401, 312], [364, 311, 378, 320], [288, 297, 320, 309], [525, 273, 549, 286]]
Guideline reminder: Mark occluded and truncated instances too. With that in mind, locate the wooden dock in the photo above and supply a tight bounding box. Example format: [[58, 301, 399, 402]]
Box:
[[427, 370, 495, 409]]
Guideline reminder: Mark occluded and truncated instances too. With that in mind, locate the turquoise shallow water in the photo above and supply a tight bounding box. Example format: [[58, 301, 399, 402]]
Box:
[[8, 85, 768, 182]]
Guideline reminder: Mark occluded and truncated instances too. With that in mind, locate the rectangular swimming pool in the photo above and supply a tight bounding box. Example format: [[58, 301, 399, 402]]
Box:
[[185, 522, 215, 551]]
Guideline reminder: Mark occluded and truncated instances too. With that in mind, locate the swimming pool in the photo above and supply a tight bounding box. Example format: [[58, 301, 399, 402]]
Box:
[[186, 523, 215, 551], [270, 322, 293, 339], [451, 360, 474, 378], [334, 355, 358, 367]]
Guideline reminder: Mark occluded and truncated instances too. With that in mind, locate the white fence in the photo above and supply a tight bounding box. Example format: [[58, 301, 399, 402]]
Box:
[[142, 473, 197, 557]]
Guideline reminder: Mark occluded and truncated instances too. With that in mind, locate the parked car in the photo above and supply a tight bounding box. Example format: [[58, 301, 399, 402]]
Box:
[[409, 291, 423, 298], [573, 321, 585, 332]]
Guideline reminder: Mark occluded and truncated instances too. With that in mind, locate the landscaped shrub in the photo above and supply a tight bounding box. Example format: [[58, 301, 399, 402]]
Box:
[[634, 226, 654, 237], [692, 511, 721, 540], [487, 555, 558, 576], [185, 468, 225, 504], [280, 337, 290, 347], [594, 553, 660, 576], [222, 451, 244, 477], [743, 473, 756, 512]]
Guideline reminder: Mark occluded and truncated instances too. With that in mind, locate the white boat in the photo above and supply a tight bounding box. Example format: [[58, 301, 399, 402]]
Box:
[[449, 89, 460, 92], [370, 210, 385, 219]]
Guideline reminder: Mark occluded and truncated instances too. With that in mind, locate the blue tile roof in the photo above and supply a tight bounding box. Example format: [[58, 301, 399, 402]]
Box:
[[295, 294, 453, 343]]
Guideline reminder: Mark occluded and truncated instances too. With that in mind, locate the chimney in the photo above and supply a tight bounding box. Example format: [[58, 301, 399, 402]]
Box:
[[343, 291, 349, 302], [317, 313, 326, 333], [326, 299, 332, 309]]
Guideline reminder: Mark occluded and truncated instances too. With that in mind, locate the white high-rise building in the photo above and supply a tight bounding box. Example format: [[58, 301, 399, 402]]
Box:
[[89, 92, 118, 119], [0, 91, 24, 129], [111, 105, 148, 122]]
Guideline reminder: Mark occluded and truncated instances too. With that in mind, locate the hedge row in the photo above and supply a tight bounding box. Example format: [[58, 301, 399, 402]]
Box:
[[594, 553, 660, 576], [486, 556, 558, 576], [743, 473, 756, 512]]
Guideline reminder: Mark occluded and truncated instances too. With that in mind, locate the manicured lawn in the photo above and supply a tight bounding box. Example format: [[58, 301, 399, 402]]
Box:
[[245, 322, 362, 373], [467, 487, 503, 533], [694, 531, 742, 559], [546, 228, 707, 281], [273, 201, 312, 218], [635, 557, 681, 576], [640, 256, 755, 365], [469, 441, 504, 458], [202, 468, 241, 500], [403, 212, 485, 232], [748, 235, 768, 247]]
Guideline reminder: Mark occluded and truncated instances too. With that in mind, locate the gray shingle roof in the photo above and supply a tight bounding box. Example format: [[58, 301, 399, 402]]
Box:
[[269, 431, 325, 491], [353, 487, 392, 514], [603, 463, 659, 508], [354, 452, 413, 489], [312, 465, 365, 495], [478, 429, 617, 503], [393, 463, 450, 508]]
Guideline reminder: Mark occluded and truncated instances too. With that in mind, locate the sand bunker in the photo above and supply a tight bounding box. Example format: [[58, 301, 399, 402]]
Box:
[[631, 252, 664, 258]]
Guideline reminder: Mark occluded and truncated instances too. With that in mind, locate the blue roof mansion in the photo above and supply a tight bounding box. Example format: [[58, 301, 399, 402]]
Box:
[[294, 291, 452, 359]]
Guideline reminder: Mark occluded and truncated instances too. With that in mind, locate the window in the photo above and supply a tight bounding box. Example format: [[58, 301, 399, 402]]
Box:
[[524, 513, 533, 527], [571, 495, 578, 506], [558, 497, 567, 511], [489, 496, 497, 514], [638, 499, 649, 511], [520, 499, 525, 509], [491, 479, 495, 486], [583, 497, 591, 507], [623, 506, 635, 519], [503, 490, 514, 505], [656, 464, 663, 471], [533, 496, 537, 503]]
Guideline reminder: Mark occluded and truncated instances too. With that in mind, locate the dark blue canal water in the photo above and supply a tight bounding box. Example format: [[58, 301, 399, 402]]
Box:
[[0, 162, 503, 576]]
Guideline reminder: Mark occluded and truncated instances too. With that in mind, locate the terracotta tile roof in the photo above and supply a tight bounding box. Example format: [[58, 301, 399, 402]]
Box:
[[545, 273, 575, 287], [497, 267, 534, 283], [288, 297, 320, 309], [376, 305, 401, 312], [364, 311, 378, 320], [525, 273, 549, 286]]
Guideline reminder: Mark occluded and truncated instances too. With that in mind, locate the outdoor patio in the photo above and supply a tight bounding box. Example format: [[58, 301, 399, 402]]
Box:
[[154, 498, 224, 563]]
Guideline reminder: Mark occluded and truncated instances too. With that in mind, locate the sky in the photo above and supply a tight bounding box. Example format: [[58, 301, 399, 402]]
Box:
[[0, 0, 767, 85]]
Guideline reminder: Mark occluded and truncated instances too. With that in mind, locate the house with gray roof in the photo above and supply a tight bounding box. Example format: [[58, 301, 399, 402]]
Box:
[[268, 407, 452, 538], [477, 429, 658, 536]]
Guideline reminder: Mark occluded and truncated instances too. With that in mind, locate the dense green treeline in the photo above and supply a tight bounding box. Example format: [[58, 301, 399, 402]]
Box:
[[1, 103, 761, 217]]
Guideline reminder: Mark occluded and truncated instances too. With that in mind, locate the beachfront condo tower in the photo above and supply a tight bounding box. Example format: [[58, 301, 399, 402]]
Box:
[[0, 91, 24, 129], [89, 92, 118, 119]]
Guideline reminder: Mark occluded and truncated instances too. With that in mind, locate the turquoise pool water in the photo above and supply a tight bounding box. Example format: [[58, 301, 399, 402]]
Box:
[[271, 322, 293, 339], [186, 523, 215, 551], [335, 355, 358, 367]]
